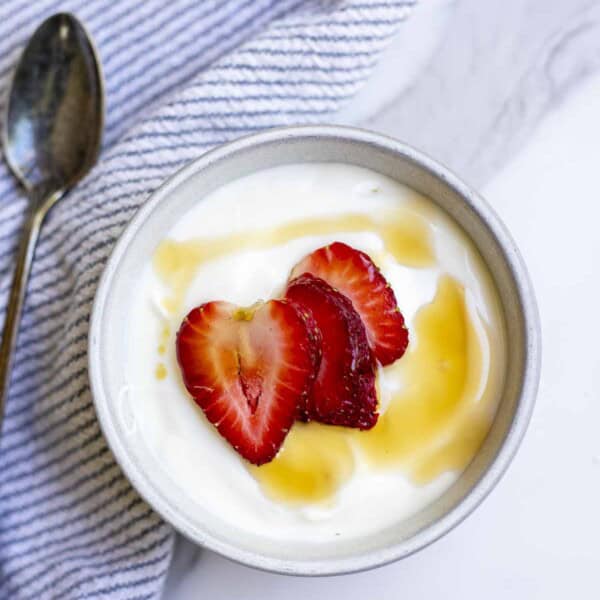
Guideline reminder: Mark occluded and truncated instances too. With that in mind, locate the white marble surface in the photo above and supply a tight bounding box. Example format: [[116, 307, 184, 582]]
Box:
[[165, 0, 600, 597]]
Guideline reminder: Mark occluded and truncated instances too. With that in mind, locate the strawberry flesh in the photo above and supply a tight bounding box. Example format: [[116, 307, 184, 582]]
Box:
[[176, 299, 321, 465], [285, 274, 378, 430], [291, 306, 322, 421], [291, 242, 408, 365]]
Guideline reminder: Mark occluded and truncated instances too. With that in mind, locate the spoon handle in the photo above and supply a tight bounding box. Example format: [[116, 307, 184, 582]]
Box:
[[0, 187, 58, 432]]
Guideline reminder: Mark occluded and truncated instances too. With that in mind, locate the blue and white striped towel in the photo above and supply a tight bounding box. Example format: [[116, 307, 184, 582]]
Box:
[[0, 1, 415, 597]]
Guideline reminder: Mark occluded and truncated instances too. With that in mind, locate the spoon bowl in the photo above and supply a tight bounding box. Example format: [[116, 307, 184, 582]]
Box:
[[3, 12, 103, 197], [0, 13, 104, 430]]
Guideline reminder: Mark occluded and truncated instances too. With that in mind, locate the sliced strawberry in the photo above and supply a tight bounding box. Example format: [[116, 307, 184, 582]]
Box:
[[292, 306, 322, 422], [176, 299, 321, 465], [291, 242, 408, 365], [285, 274, 378, 430]]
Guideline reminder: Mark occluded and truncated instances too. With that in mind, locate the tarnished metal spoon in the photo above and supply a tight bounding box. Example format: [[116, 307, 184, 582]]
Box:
[[0, 13, 104, 430]]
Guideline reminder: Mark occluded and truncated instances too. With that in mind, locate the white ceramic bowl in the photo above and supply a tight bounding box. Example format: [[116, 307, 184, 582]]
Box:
[[89, 126, 541, 576]]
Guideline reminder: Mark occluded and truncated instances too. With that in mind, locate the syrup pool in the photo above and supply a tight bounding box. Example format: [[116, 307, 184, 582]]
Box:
[[253, 275, 492, 503], [126, 163, 506, 542]]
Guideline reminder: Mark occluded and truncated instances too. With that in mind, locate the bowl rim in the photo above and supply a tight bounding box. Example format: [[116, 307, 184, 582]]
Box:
[[89, 124, 541, 576]]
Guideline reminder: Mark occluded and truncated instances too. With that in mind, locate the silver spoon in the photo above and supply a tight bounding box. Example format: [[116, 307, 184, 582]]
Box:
[[0, 13, 104, 430]]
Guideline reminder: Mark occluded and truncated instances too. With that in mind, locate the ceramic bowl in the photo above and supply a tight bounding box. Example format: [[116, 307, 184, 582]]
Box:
[[89, 125, 541, 575]]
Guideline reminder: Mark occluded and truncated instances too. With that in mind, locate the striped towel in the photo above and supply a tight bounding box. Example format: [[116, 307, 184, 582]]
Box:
[[0, 1, 415, 598]]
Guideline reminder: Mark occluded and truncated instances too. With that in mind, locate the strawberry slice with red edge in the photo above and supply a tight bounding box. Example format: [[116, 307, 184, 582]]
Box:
[[291, 242, 408, 365], [176, 299, 321, 465], [292, 307, 322, 422], [285, 273, 378, 430]]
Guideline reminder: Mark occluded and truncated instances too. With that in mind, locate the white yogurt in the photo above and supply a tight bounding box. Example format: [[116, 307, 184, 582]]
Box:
[[125, 163, 505, 542]]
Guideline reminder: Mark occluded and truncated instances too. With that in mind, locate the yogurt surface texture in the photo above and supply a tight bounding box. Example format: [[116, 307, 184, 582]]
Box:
[[125, 163, 506, 542]]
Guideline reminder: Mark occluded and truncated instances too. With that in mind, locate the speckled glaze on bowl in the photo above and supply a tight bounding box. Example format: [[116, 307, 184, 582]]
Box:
[[89, 126, 541, 576]]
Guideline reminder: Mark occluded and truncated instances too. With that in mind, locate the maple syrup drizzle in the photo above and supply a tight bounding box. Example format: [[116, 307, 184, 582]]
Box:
[[155, 363, 167, 380], [157, 324, 170, 355], [251, 423, 355, 504], [152, 206, 498, 504], [153, 210, 434, 314], [251, 275, 491, 503], [355, 276, 490, 483]]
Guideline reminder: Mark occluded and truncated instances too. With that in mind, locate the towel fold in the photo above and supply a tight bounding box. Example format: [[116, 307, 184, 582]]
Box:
[[0, 1, 415, 597]]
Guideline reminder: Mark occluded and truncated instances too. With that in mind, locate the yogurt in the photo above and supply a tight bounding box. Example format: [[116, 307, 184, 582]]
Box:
[[125, 163, 506, 542]]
